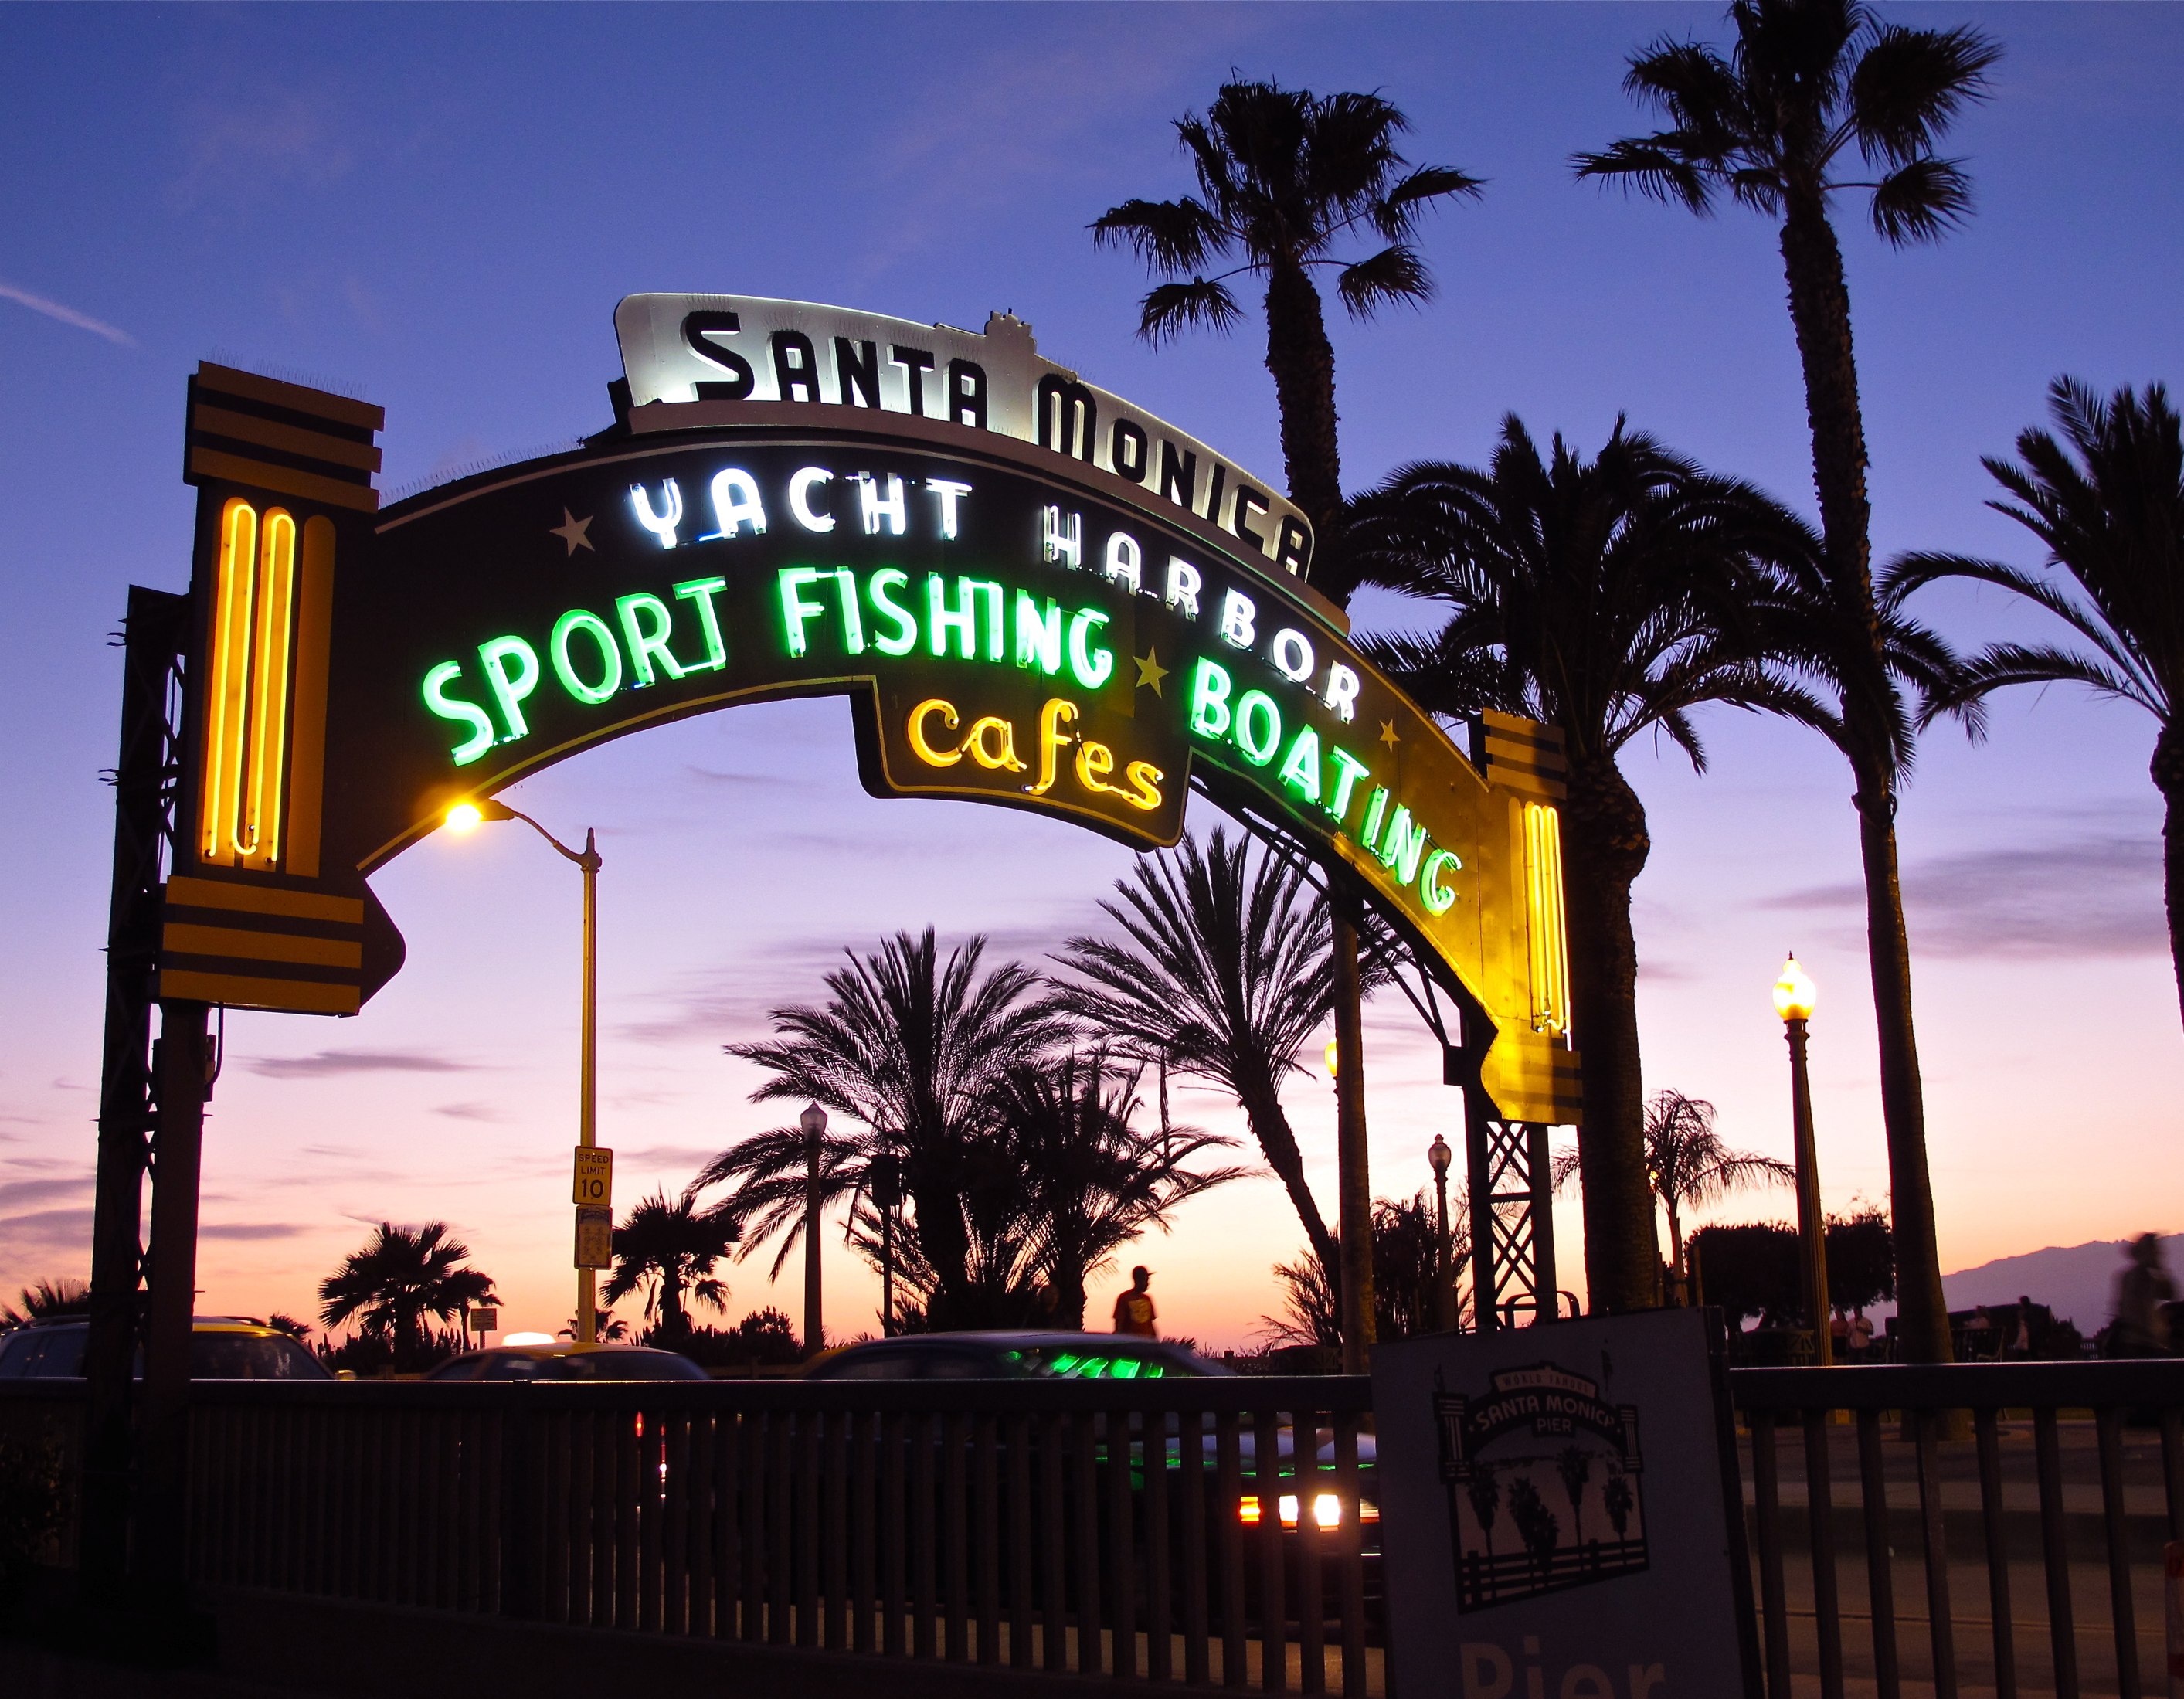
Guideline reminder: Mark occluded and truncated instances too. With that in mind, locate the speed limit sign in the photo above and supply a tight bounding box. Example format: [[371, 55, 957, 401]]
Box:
[[573, 1147, 613, 1207]]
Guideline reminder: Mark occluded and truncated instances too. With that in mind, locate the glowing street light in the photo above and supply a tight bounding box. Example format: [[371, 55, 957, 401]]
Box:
[[445, 797, 605, 1344], [1773, 953, 1831, 1366], [1428, 1133, 1455, 1332]]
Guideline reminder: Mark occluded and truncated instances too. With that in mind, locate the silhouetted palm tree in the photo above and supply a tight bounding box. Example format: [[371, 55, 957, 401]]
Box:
[[603, 1190, 737, 1342], [1888, 379, 2184, 1021], [1575, 0, 2000, 1365], [1347, 416, 1820, 1312], [1051, 829, 1347, 1279], [1094, 81, 1481, 1359], [1, 1278, 90, 1326], [317, 1223, 493, 1369], [982, 1050, 1245, 1327], [704, 928, 1065, 1315], [1554, 1090, 1794, 1298]]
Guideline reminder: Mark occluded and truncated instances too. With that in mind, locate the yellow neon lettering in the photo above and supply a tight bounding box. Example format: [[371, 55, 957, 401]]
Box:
[[966, 715, 1027, 772], [1123, 759, 1164, 811], [868, 568, 917, 655], [907, 698, 963, 766], [238, 508, 297, 865], [1075, 739, 1117, 794], [199, 498, 258, 863], [1525, 802, 1571, 1035], [1029, 697, 1077, 795]]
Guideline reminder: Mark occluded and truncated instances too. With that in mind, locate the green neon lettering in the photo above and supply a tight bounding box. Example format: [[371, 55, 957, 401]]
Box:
[[673, 576, 729, 671], [1233, 689, 1281, 766], [1277, 725, 1322, 804], [928, 575, 977, 659], [1359, 787, 1390, 854], [423, 661, 496, 766], [832, 569, 866, 655], [1014, 591, 1061, 675], [477, 636, 539, 742], [550, 610, 623, 705], [1112, 1358, 1141, 1380], [1067, 608, 1114, 690], [1326, 747, 1371, 823], [616, 593, 688, 686], [1377, 805, 1429, 885], [1421, 848, 1462, 916], [868, 568, 917, 656], [1188, 658, 1233, 738], [970, 580, 1004, 661], [779, 566, 829, 658]]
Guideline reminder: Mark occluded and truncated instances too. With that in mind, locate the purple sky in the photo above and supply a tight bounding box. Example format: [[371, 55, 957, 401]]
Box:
[[2, 3, 2178, 1348]]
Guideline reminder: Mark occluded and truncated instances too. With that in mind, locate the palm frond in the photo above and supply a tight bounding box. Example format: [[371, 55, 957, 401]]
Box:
[[1089, 196, 1227, 274], [1335, 245, 1433, 317], [1867, 156, 1973, 245], [1138, 280, 1243, 345], [1848, 22, 2002, 167]]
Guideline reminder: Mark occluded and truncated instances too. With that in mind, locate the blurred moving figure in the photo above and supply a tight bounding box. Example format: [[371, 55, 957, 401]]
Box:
[[2105, 1234, 2177, 1357]]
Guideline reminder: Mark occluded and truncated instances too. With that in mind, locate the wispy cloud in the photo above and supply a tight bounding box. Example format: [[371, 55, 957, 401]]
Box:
[[244, 1049, 487, 1080], [199, 1222, 307, 1242], [685, 765, 792, 789], [172, 89, 355, 212], [0, 279, 134, 346], [433, 1101, 509, 1123], [1765, 827, 2162, 958], [0, 1176, 92, 1211]]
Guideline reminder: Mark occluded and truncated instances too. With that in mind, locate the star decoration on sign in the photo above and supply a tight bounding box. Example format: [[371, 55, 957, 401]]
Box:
[[550, 508, 595, 556], [1379, 719, 1401, 752], [1133, 647, 1169, 695]]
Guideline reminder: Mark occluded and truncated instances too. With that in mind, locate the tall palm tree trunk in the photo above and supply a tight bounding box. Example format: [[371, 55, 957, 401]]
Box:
[[2157, 725, 2184, 1023], [1778, 190, 1951, 1368], [1241, 1080, 1340, 1283], [1331, 892, 1374, 1369], [1561, 756, 1657, 1313], [1263, 261, 1344, 528]]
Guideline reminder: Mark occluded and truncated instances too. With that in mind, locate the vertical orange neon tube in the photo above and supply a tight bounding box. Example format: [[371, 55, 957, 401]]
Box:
[[1523, 800, 1571, 1036], [239, 509, 297, 865], [199, 498, 259, 865]]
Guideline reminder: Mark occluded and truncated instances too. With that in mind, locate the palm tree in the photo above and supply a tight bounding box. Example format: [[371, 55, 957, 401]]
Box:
[[1, 1278, 90, 1326], [1574, 0, 1999, 1364], [1887, 379, 2184, 1020], [701, 928, 1065, 1319], [983, 1050, 1246, 1327], [316, 1222, 494, 1370], [1554, 1090, 1795, 1300], [603, 1190, 737, 1343], [1347, 416, 1822, 1312], [1051, 828, 1350, 1280], [1093, 81, 1482, 1362]]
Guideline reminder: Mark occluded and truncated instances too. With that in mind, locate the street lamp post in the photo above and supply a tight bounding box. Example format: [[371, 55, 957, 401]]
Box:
[[1428, 1134, 1455, 1332], [447, 798, 603, 1344], [1772, 954, 1832, 1367], [800, 1102, 827, 1358]]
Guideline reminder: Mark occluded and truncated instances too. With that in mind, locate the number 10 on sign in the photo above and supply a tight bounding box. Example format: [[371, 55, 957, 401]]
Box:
[[574, 1147, 613, 1207]]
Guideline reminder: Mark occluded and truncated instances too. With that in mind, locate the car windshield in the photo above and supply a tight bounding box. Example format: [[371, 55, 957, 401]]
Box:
[[464, 1350, 706, 1381], [0, 1326, 327, 1379]]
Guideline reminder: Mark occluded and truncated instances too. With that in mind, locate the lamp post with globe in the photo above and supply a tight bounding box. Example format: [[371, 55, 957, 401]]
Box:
[[1428, 1133, 1455, 1331], [1773, 954, 1832, 1367]]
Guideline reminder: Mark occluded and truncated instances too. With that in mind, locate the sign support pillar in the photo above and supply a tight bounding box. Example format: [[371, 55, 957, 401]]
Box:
[[138, 999, 211, 1593]]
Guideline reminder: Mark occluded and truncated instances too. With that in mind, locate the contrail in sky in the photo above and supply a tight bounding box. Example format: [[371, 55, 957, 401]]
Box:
[[0, 278, 134, 345]]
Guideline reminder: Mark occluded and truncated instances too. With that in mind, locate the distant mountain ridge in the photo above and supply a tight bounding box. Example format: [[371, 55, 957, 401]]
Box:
[[1943, 1235, 2177, 1331]]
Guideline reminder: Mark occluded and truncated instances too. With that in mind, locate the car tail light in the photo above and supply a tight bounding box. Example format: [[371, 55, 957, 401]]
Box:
[[1238, 1495, 1262, 1524], [1238, 1493, 1350, 1529]]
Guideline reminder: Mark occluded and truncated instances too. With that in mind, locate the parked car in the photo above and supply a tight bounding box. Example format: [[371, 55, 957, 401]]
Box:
[[426, 1342, 708, 1381], [801, 1330, 1231, 1381], [0, 1316, 329, 1380]]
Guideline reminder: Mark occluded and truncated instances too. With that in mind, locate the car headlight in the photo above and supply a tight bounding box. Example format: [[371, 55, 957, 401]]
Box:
[[1237, 1492, 1360, 1529]]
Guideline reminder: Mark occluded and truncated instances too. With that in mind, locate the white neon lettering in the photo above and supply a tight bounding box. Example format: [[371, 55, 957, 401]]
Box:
[[857, 472, 907, 536], [1218, 589, 1257, 650], [1323, 663, 1361, 723], [703, 467, 767, 539], [788, 467, 837, 533], [1269, 628, 1315, 682], [1041, 505, 1082, 569], [629, 479, 684, 549], [1103, 532, 1143, 593], [926, 478, 971, 539], [1163, 557, 1201, 620]]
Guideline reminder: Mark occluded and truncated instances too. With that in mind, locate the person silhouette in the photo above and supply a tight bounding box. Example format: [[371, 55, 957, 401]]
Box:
[[2107, 1234, 2176, 1357], [1112, 1266, 1158, 1337]]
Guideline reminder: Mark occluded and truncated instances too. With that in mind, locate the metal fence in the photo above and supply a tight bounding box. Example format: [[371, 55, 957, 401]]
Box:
[[5, 1358, 2182, 1697]]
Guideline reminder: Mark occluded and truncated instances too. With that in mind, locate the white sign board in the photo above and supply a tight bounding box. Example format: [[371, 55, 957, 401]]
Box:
[[1371, 1309, 1759, 1699], [613, 293, 1315, 580]]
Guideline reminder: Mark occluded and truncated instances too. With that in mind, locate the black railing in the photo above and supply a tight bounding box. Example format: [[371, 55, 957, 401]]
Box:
[[5, 1357, 2182, 1697]]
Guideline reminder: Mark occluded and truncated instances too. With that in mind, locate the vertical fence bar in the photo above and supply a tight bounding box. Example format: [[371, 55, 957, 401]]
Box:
[[1802, 1408, 1845, 1699], [1218, 1408, 1247, 1690], [912, 1408, 939, 1660], [2095, 1407, 2142, 1699], [945, 1410, 970, 1662], [2034, 1406, 2080, 1699], [542, 1409, 569, 1624], [854, 1408, 878, 1654], [1295, 1407, 1324, 1697], [1750, 1412, 1792, 1699], [1913, 1408, 1958, 1699], [827, 1409, 851, 1651], [591, 1406, 617, 1628], [664, 1409, 691, 1634], [1074, 1411, 1105, 1675], [770, 1410, 795, 1647], [1145, 1403, 1174, 1684], [640, 1408, 664, 1633], [1183, 1402, 1212, 1687], [1334, 1415, 1367, 1699], [1255, 1406, 1286, 1695], [689, 1414, 715, 1638], [1972, 1407, 2017, 1699], [974, 1410, 1000, 1666], [2162, 1408, 2183, 1541], [1855, 1408, 1902, 1699], [1039, 1408, 1067, 1674], [1007, 1409, 1034, 1670], [742, 1411, 768, 1643], [1110, 1406, 1140, 1681], [797, 1410, 822, 1650], [710, 1411, 739, 1640], [885, 1409, 908, 1659]]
